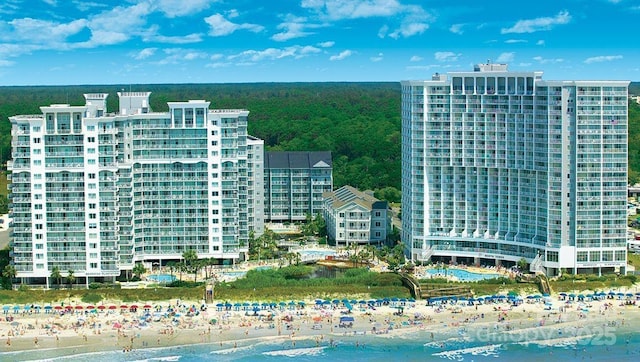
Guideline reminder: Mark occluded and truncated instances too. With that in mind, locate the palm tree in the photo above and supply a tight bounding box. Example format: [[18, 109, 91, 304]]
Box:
[[517, 258, 528, 272], [66, 269, 75, 289], [132, 263, 147, 280], [2, 265, 16, 289], [50, 266, 62, 289], [182, 249, 199, 282]]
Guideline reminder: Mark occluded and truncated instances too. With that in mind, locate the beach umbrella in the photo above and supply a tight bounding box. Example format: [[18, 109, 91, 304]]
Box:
[[2, 305, 10, 312], [120, 305, 128, 309], [13, 305, 20, 311], [44, 305, 52, 310], [75, 305, 83, 310], [65, 305, 72, 310], [54, 305, 63, 310], [143, 304, 152, 310], [332, 299, 340, 304], [86, 305, 95, 310], [298, 301, 305, 307], [97, 305, 106, 310], [108, 305, 117, 310], [130, 304, 138, 309]]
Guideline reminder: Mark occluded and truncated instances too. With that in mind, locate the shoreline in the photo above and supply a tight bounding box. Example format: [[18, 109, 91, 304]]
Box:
[[2, 289, 639, 360]]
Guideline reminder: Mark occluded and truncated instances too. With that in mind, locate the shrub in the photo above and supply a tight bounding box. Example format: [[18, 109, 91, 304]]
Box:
[[81, 293, 103, 304]]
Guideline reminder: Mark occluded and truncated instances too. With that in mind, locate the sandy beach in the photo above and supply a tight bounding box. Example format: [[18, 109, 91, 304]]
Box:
[[1, 286, 638, 359]]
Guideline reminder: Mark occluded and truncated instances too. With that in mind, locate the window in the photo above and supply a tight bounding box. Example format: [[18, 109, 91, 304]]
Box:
[[34, 160, 42, 166], [89, 173, 96, 179], [87, 125, 95, 131], [34, 184, 42, 190], [35, 253, 43, 259], [89, 243, 97, 248], [89, 253, 98, 258], [35, 214, 43, 220], [88, 137, 96, 143], [36, 234, 43, 239], [87, 148, 96, 154], [89, 193, 97, 199], [34, 174, 42, 180], [33, 137, 41, 143], [89, 213, 97, 219], [90, 263, 98, 269], [33, 126, 41, 132], [33, 149, 41, 155], [34, 194, 42, 200], [35, 224, 43, 230], [89, 203, 96, 209], [88, 183, 97, 189], [35, 204, 43, 210], [36, 244, 43, 249], [89, 223, 97, 229], [88, 159, 96, 165]]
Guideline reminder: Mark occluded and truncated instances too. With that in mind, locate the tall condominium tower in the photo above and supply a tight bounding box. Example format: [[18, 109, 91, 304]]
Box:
[[8, 92, 264, 285], [401, 63, 629, 276]]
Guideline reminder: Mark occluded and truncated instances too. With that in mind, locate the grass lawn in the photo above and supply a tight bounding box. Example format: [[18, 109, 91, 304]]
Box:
[[0, 171, 8, 197]]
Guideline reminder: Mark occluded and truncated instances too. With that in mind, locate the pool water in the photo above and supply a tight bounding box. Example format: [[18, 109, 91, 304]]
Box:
[[424, 268, 501, 281], [147, 274, 177, 283]]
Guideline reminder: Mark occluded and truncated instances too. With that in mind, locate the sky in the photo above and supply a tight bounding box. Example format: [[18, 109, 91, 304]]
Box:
[[0, 0, 638, 85]]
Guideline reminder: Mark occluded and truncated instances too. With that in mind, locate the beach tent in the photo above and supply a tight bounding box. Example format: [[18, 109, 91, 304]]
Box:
[[340, 316, 355, 323]]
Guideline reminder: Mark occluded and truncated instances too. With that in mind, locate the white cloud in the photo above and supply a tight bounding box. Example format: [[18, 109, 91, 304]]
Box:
[[370, 52, 383, 62], [301, 0, 403, 20], [377, 25, 389, 38], [449, 24, 464, 35], [434, 51, 459, 62], [302, 1, 432, 39], [154, 48, 208, 65], [153, 0, 212, 18], [410, 55, 423, 62], [272, 16, 313, 41], [133, 47, 157, 60], [141, 25, 203, 44], [496, 52, 515, 63], [42, 0, 57, 5], [329, 50, 352, 61], [0, 59, 15, 67], [317, 41, 334, 48], [583, 55, 623, 64], [78, 2, 152, 48], [228, 45, 321, 63], [210, 54, 223, 61], [4, 18, 87, 45], [205, 13, 264, 37], [389, 22, 428, 39], [533, 56, 564, 64], [536, 40, 545, 46], [501, 10, 571, 34], [505, 39, 527, 44]]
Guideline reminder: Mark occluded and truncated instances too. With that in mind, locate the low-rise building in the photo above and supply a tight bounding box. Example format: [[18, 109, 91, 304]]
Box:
[[323, 185, 390, 247]]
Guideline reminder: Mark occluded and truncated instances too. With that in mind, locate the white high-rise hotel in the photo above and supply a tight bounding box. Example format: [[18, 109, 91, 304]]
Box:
[[401, 63, 629, 276], [8, 92, 264, 284]]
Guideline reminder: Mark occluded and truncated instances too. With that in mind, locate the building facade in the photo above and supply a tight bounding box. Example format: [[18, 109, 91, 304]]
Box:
[[264, 151, 332, 222], [8, 92, 264, 285], [401, 63, 629, 276], [323, 185, 390, 247]]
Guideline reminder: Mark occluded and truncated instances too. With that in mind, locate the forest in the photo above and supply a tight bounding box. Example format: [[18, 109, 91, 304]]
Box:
[[1, 82, 640, 205]]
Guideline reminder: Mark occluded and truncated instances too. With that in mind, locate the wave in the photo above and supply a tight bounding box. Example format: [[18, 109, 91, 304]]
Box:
[[210, 344, 254, 355], [432, 344, 502, 361], [262, 346, 326, 357]]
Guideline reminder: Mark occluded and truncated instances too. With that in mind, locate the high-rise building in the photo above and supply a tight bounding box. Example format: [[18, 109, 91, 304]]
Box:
[[401, 63, 629, 275], [264, 151, 333, 222], [8, 92, 264, 285]]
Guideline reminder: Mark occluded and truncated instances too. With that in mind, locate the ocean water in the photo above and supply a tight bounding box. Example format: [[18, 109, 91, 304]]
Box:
[[10, 327, 640, 362]]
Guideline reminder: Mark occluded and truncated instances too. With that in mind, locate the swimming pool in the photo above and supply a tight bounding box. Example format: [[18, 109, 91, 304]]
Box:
[[147, 274, 177, 283], [424, 268, 500, 282]]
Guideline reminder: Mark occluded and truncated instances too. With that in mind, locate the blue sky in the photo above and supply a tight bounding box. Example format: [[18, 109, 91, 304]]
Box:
[[0, 0, 638, 85]]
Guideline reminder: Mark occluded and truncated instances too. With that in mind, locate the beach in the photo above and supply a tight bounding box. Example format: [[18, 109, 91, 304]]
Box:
[[2, 287, 640, 361]]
